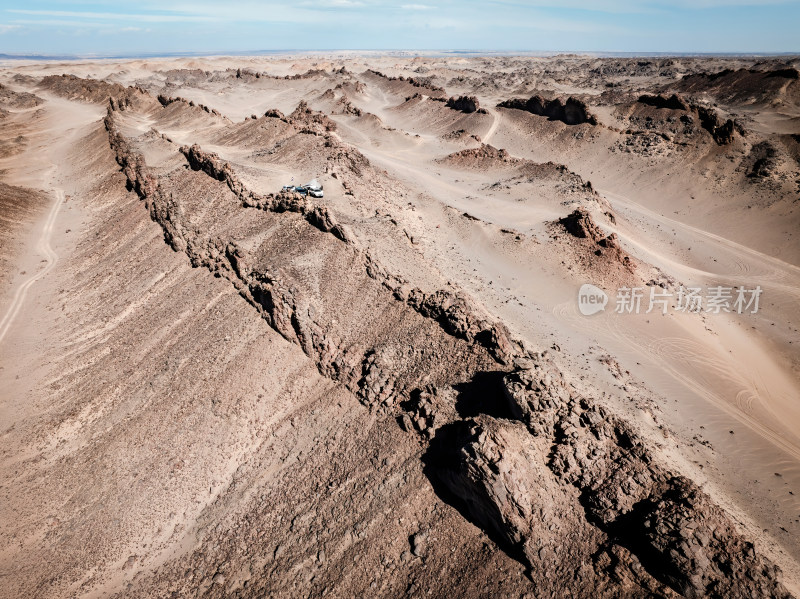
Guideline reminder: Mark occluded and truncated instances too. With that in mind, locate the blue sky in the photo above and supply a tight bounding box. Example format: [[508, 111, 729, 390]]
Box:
[[0, 1, 798, 55]]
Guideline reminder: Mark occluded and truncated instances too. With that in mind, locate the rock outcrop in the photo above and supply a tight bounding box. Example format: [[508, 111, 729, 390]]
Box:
[[497, 363, 790, 599], [439, 144, 521, 168], [180, 143, 353, 243], [365, 69, 446, 96], [288, 100, 338, 134], [428, 357, 792, 598], [742, 141, 781, 179], [558, 208, 634, 272], [334, 93, 363, 116], [559, 207, 606, 239], [498, 95, 598, 125], [0, 83, 42, 109], [430, 417, 612, 596], [156, 94, 228, 120], [638, 93, 690, 111], [39, 74, 147, 106], [445, 95, 482, 113], [695, 106, 740, 145]]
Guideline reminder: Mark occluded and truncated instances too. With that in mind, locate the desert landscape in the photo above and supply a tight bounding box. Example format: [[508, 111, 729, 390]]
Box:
[[0, 52, 799, 597]]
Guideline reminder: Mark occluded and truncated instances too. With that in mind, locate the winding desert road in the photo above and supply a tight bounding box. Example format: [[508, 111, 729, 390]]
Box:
[[0, 188, 63, 345], [482, 107, 501, 144]]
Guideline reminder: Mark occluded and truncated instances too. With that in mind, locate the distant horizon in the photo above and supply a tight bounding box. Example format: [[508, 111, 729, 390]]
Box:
[[1, 49, 799, 62], [1, 1, 799, 56]]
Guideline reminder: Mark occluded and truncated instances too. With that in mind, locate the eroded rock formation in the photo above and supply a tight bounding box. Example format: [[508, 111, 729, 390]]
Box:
[[498, 95, 598, 125], [446, 95, 482, 113], [558, 208, 635, 272], [695, 106, 740, 145], [156, 94, 228, 119], [638, 93, 690, 111]]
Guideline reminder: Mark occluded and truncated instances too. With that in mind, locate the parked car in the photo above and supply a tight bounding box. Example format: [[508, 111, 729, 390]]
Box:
[[282, 179, 321, 197]]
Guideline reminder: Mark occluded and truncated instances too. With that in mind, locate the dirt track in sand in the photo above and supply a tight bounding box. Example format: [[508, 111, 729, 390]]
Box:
[[0, 188, 61, 345]]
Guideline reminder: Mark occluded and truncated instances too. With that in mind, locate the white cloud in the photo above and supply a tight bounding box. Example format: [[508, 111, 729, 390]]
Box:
[[488, 0, 793, 8], [6, 9, 213, 23], [318, 0, 366, 6], [8, 18, 110, 27]]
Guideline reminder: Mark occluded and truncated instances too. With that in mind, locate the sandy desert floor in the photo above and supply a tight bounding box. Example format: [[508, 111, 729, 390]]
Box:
[[0, 52, 799, 598]]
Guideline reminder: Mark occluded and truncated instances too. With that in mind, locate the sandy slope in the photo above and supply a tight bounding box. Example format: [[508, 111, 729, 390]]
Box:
[[1, 53, 799, 598], [0, 188, 62, 344]]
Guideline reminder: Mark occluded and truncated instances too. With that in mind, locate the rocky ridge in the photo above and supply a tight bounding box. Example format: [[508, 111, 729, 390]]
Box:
[[498, 94, 599, 126], [156, 94, 230, 121], [100, 94, 792, 598]]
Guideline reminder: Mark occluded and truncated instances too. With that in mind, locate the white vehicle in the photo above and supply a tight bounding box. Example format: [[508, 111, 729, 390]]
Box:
[[283, 178, 322, 197], [304, 178, 323, 198]]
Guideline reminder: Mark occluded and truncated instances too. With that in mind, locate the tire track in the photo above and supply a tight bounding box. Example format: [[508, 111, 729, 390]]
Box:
[[0, 188, 63, 345]]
